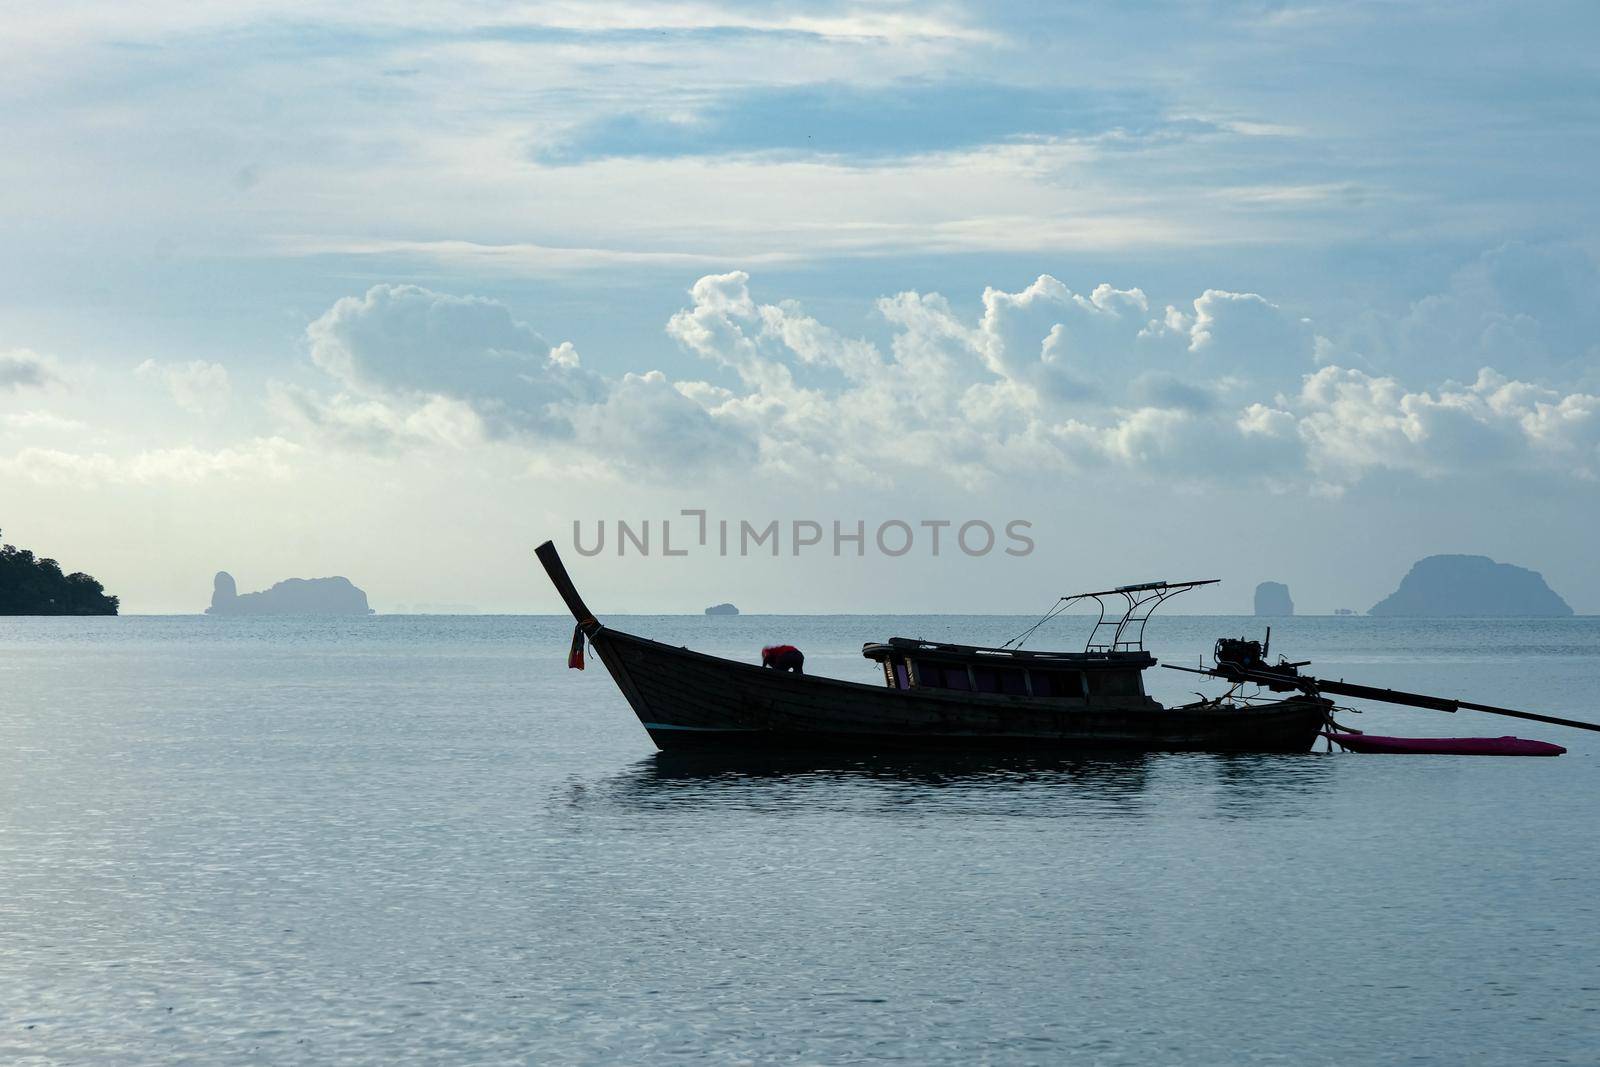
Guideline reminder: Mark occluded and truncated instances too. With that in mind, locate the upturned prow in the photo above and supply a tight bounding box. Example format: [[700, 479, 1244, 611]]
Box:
[[535, 540, 600, 632]]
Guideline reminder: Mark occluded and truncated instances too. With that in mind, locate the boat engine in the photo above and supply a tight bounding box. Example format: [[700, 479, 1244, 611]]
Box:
[[1214, 637, 1265, 672], [1212, 635, 1308, 692]]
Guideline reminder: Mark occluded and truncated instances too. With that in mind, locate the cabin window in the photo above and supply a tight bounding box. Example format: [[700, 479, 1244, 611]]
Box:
[[914, 663, 971, 690], [1087, 671, 1141, 697], [969, 666, 1028, 695], [939, 665, 972, 691], [894, 663, 910, 689], [1030, 670, 1084, 698]]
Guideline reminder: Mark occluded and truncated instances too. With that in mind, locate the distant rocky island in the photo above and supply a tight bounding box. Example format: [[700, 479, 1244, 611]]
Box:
[[207, 571, 374, 615], [1369, 555, 1573, 617], [0, 531, 118, 615], [704, 602, 740, 616], [1253, 582, 1294, 616]]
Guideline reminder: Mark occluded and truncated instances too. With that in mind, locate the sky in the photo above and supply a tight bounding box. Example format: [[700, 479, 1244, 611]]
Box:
[[2, 0, 1598, 615]]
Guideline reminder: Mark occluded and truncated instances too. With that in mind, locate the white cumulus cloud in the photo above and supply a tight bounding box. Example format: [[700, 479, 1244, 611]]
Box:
[[305, 284, 603, 440], [290, 283, 753, 478], [276, 270, 1600, 494], [1291, 366, 1600, 485]]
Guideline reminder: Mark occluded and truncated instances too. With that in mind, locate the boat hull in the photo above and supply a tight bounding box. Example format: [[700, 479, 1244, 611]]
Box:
[[588, 627, 1328, 754]]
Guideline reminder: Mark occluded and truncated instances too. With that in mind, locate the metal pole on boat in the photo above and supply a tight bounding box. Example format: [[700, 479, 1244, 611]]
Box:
[[1318, 681, 1600, 735], [1164, 662, 1600, 734]]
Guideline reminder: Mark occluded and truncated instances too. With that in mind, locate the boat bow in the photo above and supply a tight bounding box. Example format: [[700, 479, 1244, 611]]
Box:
[[536, 540, 602, 635]]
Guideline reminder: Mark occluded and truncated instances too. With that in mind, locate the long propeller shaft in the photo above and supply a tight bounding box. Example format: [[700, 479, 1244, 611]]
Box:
[[1163, 663, 1600, 734]]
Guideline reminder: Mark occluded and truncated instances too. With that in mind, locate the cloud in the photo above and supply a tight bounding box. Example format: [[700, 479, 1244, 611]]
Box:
[[305, 284, 603, 440], [289, 283, 752, 478], [666, 271, 998, 487], [269, 236, 804, 273], [137, 359, 231, 414], [279, 271, 1600, 494], [1182, 289, 1313, 366], [0, 410, 87, 434], [267, 385, 485, 453], [0, 438, 299, 486], [535, 81, 1172, 165], [13, 0, 1600, 305], [1291, 365, 1600, 484], [1389, 243, 1600, 383], [0, 349, 58, 391], [976, 277, 1153, 401], [657, 271, 1318, 489], [656, 271, 1600, 491], [567, 371, 759, 478], [1081, 404, 1302, 478], [1129, 371, 1219, 412]]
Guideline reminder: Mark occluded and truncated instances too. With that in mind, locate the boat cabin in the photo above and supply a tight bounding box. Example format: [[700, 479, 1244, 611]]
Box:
[[860, 579, 1219, 705], [862, 638, 1155, 703]]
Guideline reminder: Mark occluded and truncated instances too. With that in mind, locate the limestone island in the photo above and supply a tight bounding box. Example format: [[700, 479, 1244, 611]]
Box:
[[1253, 581, 1294, 617], [0, 530, 118, 615], [1369, 554, 1573, 617], [704, 602, 740, 616], [207, 571, 374, 615]]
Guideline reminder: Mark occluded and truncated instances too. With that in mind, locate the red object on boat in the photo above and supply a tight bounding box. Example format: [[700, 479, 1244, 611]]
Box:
[[567, 623, 586, 670], [1321, 732, 1565, 756]]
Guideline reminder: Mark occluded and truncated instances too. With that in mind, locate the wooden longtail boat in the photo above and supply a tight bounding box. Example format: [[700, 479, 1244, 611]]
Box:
[[535, 542, 1330, 753]]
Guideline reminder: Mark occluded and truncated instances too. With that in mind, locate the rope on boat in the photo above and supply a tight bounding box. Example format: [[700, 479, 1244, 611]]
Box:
[[1000, 596, 1072, 649], [1322, 707, 1364, 751]]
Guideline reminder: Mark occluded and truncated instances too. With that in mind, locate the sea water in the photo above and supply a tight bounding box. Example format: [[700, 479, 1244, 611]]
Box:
[[2, 615, 1597, 1065]]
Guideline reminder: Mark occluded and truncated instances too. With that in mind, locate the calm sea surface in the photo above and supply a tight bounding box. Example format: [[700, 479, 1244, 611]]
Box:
[[2, 614, 1597, 1065]]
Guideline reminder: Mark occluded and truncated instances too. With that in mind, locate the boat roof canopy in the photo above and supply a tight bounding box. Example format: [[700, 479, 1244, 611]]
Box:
[[1070, 578, 1219, 599], [864, 637, 1155, 670], [1004, 577, 1219, 654]]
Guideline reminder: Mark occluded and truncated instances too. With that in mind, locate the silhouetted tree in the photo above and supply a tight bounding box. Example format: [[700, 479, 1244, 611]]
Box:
[[0, 529, 119, 615]]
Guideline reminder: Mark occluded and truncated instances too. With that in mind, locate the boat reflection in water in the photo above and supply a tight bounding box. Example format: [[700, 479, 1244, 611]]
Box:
[[594, 748, 1337, 821]]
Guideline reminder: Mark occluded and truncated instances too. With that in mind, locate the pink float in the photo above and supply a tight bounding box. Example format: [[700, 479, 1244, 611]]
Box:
[[1321, 732, 1565, 756]]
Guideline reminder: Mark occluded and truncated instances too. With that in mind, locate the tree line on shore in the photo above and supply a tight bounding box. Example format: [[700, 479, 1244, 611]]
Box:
[[0, 529, 119, 615]]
